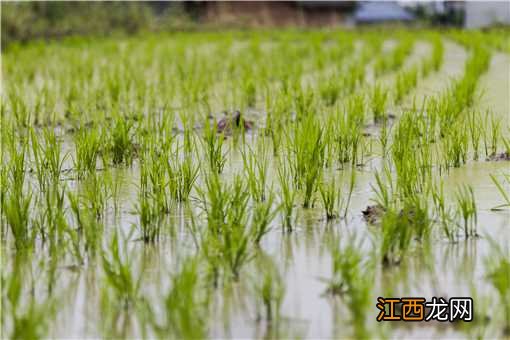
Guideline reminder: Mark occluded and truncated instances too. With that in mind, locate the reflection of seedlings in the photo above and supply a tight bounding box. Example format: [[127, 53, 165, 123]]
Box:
[[101, 230, 142, 308], [490, 173, 510, 210], [484, 237, 510, 336], [254, 257, 285, 324], [324, 236, 372, 338], [4, 257, 56, 339], [152, 258, 210, 339]]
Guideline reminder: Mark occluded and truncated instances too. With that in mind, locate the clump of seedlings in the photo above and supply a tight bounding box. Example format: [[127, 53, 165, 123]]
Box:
[[455, 184, 478, 238], [371, 84, 389, 122], [73, 126, 102, 178], [289, 113, 325, 208]]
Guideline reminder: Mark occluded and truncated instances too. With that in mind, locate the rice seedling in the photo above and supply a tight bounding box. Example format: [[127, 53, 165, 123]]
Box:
[[319, 177, 340, 220], [319, 75, 342, 106], [251, 193, 279, 245], [467, 110, 482, 160], [289, 114, 325, 208], [81, 171, 111, 220], [202, 119, 227, 174], [431, 180, 457, 242], [378, 193, 432, 265], [241, 143, 269, 202], [73, 126, 102, 178], [168, 154, 200, 203], [487, 114, 501, 158], [137, 160, 161, 243], [335, 95, 364, 166], [442, 121, 469, 169], [371, 84, 388, 122], [455, 184, 478, 238], [109, 117, 136, 166], [4, 137, 33, 250], [276, 159, 296, 232]]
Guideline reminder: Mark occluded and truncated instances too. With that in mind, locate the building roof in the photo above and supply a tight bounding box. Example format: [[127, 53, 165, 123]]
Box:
[[355, 1, 414, 23]]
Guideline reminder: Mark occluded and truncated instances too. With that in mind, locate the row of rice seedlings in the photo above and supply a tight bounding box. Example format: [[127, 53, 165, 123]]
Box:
[[420, 34, 444, 77], [373, 35, 414, 76], [394, 66, 418, 104], [318, 60, 366, 107]]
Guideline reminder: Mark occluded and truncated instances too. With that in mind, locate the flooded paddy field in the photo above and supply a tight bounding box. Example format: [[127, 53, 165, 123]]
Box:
[[1, 29, 509, 339]]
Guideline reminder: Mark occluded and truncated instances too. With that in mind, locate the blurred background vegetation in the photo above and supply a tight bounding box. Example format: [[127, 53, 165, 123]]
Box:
[[1, 2, 195, 48]]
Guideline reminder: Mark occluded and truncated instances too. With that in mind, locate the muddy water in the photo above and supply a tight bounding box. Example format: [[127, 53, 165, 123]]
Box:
[[6, 40, 510, 339]]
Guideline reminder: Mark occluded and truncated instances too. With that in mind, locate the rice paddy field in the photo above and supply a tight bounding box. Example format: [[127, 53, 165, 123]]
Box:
[[1, 28, 509, 339]]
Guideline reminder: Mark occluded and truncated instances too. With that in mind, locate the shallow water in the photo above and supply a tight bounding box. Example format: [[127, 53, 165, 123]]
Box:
[[3, 36, 510, 339]]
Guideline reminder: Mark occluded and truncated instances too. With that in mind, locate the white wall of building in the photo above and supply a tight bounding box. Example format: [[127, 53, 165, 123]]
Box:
[[465, 1, 510, 28]]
